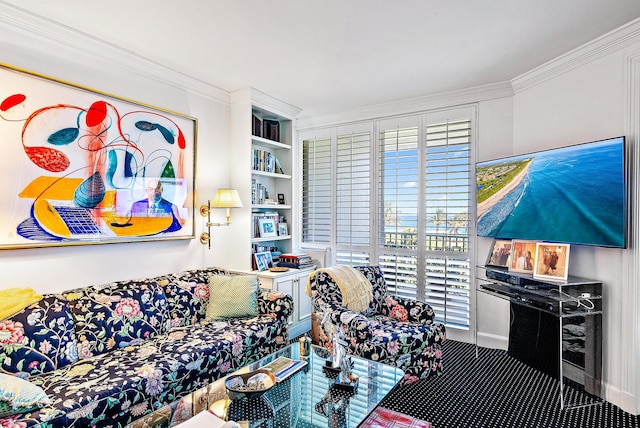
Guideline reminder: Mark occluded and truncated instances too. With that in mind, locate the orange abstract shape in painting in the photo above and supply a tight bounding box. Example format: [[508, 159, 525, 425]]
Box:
[[0, 94, 26, 111], [19, 176, 82, 200], [32, 199, 71, 238], [24, 146, 70, 172]]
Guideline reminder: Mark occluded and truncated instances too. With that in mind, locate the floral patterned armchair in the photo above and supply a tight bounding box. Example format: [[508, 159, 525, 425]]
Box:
[[308, 266, 446, 383]]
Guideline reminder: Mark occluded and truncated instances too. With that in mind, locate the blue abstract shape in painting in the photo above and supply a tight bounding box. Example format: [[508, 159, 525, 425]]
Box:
[[135, 120, 175, 145], [74, 172, 106, 208], [155, 124, 175, 145], [16, 217, 64, 241], [106, 150, 118, 188], [47, 127, 79, 146]]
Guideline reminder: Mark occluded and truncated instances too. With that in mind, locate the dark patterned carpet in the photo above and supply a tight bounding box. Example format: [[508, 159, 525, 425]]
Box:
[[378, 340, 640, 428]]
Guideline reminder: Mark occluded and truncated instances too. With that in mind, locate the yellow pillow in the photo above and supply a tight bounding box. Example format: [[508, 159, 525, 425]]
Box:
[[0, 288, 42, 320], [206, 275, 258, 320]]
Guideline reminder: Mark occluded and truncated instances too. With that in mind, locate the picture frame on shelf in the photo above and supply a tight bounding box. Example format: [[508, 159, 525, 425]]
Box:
[[254, 251, 273, 272], [508, 240, 538, 274], [278, 223, 288, 236], [485, 239, 512, 268], [533, 242, 570, 281], [258, 218, 278, 238], [277, 193, 285, 205]]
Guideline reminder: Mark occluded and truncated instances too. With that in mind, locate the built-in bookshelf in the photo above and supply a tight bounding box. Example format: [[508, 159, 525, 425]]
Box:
[[230, 88, 301, 271], [250, 107, 293, 268]]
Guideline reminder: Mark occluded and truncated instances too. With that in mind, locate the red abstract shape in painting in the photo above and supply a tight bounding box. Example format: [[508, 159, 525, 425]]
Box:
[[177, 129, 186, 149], [0, 94, 26, 111], [24, 146, 70, 172], [86, 101, 107, 127]]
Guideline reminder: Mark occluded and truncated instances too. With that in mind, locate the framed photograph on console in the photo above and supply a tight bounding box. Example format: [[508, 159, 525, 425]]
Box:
[[533, 242, 570, 281], [486, 239, 512, 268], [508, 240, 538, 274]]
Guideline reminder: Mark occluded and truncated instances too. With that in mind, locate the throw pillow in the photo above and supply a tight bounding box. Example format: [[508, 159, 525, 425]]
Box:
[[0, 400, 39, 418], [0, 373, 50, 411], [0, 287, 42, 320], [206, 275, 258, 320]]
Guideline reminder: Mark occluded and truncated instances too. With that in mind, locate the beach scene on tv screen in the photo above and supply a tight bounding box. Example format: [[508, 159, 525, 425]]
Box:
[[476, 137, 625, 248]]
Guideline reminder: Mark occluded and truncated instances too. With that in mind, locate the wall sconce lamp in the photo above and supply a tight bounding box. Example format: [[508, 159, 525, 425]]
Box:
[[200, 188, 243, 249]]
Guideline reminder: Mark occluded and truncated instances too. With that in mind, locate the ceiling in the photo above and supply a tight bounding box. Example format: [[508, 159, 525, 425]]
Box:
[[4, 0, 640, 118]]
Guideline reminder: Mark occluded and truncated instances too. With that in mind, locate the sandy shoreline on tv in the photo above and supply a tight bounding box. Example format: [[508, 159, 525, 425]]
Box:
[[477, 162, 532, 220]]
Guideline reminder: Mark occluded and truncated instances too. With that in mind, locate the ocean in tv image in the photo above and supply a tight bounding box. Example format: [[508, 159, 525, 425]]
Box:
[[476, 137, 625, 248]]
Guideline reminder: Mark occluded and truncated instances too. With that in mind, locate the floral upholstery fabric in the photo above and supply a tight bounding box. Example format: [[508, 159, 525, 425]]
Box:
[[64, 279, 170, 358], [0, 268, 293, 428], [7, 314, 288, 428], [309, 265, 446, 384], [155, 268, 228, 328], [0, 295, 78, 376]]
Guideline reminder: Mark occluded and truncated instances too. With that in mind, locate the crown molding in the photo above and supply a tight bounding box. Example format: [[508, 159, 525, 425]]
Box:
[[512, 18, 640, 94], [230, 87, 302, 119], [0, 2, 230, 105], [297, 81, 513, 130]]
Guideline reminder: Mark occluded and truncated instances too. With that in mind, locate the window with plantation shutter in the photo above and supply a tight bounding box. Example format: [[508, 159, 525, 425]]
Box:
[[423, 118, 471, 328], [302, 136, 331, 244], [336, 131, 371, 248], [300, 107, 474, 331]]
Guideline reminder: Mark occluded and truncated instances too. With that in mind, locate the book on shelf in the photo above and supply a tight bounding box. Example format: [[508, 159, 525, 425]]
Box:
[[252, 148, 283, 175], [262, 119, 280, 142], [274, 158, 284, 174], [261, 356, 307, 383], [277, 261, 315, 269], [251, 179, 270, 205], [279, 252, 312, 262], [252, 114, 262, 137], [278, 252, 314, 269]]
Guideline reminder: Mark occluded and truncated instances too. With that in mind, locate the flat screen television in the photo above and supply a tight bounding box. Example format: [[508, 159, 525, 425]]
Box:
[[476, 136, 626, 248]]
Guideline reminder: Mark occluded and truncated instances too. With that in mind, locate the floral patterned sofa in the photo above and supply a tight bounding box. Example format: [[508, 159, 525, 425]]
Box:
[[308, 266, 446, 383], [0, 267, 292, 428]]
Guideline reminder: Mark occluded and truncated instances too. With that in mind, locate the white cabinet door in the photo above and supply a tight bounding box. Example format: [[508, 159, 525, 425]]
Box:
[[257, 267, 314, 339]]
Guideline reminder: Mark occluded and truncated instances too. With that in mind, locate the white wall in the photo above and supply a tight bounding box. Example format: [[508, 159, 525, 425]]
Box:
[[0, 11, 238, 293], [474, 97, 514, 349], [509, 31, 640, 413]]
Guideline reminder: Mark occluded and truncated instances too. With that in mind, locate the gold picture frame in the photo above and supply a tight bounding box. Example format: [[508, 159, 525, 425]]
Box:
[[0, 62, 196, 248]]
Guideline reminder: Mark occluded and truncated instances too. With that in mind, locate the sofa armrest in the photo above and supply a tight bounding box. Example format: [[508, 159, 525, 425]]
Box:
[[381, 295, 436, 324], [319, 302, 373, 342], [257, 288, 294, 320]]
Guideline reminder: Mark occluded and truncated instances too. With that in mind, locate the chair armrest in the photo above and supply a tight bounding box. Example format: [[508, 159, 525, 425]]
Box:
[[381, 295, 436, 324], [257, 288, 294, 320], [319, 302, 373, 342]]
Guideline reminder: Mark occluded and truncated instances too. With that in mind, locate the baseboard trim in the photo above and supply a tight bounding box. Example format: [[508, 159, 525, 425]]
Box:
[[475, 332, 508, 350]]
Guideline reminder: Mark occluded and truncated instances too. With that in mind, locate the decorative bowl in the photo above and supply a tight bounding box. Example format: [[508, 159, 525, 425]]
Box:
[[225, 369, 275, 400]]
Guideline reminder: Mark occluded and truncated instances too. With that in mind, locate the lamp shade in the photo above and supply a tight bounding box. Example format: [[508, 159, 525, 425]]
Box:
[[211, 189, 243, 208]]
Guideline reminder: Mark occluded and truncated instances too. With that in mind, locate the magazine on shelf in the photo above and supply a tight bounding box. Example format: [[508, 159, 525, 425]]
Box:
[[261, 356, 307, 382]]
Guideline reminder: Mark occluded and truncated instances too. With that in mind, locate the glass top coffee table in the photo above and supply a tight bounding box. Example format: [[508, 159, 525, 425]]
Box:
[[205, 343, 404, 428]]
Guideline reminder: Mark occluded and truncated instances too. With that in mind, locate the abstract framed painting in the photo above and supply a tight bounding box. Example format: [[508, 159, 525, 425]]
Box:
[[0, 62, 197, 248]]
